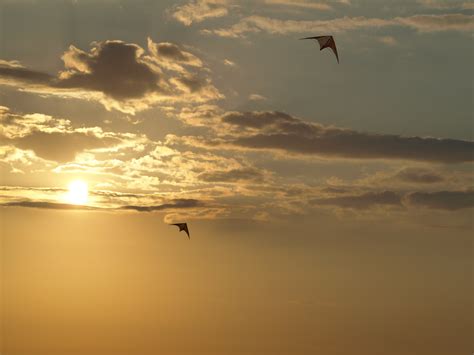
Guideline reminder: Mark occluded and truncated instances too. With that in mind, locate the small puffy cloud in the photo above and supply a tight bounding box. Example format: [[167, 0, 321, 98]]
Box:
[[171, 0, 231, 26], [0, 39, 222, 114], [223, 59, 237, 67], [377, 36, 398, 46], [248, 94, 267, 101]]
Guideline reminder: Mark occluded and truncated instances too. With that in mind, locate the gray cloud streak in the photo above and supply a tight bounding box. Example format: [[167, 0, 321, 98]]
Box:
[[219, 111, 474, 163]]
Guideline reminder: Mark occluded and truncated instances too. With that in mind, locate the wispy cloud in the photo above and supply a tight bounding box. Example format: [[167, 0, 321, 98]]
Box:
[[248, 94, 267, 101], [417, 0, 474, 10], [171, 0, 232, 26], [377, 36, 398, 46], [204, 14, 474, 38], [263, 0, 333, 11]]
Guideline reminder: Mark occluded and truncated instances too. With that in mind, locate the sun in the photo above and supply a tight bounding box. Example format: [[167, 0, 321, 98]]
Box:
[[67, 180, 89, 205]]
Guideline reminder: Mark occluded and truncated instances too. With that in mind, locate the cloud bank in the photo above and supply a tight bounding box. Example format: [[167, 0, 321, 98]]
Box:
[[0, 39, 222, 114]]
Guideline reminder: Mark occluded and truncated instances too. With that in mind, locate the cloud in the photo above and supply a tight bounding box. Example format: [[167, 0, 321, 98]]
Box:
[[184, 111, 474, 164], [1, 107, 148, 163], [223, 59, 237, 67], [0, 62, 53, 85], [377, 36, 398, 46], [263, 0, 332, 11], [417, 0, 474, 10], [1, 200, 97, 210], [204, 14, 474, 38], [311, 191, 402, 209], [0, 39, 222, 114], [147, 39, 203, 72], [394, 167, 445, 184], [12, 132, 119, 162], [1, 198, 205, 213], [57, 41, 162, 100], [311, 189, 474, 211], [395, 14, 474, 32], [405, 190, 474, 210], [198, 167, 266, 182], [248, 94, 267, 101], [171, 0, 231, 26], [119, 198, 203, 212]]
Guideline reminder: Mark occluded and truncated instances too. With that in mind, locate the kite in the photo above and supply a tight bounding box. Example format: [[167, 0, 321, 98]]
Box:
[[170, 223, 190, 239], [300, 35, 339, 63]]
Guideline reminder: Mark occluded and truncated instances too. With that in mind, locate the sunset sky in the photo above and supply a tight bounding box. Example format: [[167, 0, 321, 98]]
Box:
[[1, 1, 473, 354]]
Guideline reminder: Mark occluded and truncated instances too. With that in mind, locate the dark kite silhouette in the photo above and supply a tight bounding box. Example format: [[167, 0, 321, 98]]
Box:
[[300, 35, 339, 63], [170, 223, 190, 239]]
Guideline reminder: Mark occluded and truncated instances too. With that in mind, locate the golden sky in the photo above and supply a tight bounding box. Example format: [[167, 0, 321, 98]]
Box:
[[0, 0, 473, 354]]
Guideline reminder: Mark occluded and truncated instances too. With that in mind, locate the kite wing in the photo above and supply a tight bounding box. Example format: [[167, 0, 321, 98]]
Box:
[[171, 223, 190, 239], [300, 35, 339, 63], [182, 224, 190, 238]]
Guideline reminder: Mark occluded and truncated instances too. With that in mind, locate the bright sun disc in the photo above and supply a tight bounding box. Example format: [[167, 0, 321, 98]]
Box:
[[67, 180, 89, 205]]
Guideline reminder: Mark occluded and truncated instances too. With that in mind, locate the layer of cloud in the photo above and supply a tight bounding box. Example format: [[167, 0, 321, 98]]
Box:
[[417, 0, 474, 10], [176, 110, 474, 164], [405, 190, 474, 210], [1, 198, 205, 213], [0, 39, 222, 114], [394, 167, 445, 184], [312, 191, 402, 209], [248, 94, 267, 101], [263, 0, 332, 11], [171, 0, 231, 26], [0, 107, 147, 163], [198, 167, 267, 182], [204, 14, 474, 37]]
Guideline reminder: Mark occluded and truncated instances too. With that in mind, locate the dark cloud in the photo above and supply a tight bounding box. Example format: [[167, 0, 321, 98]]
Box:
[[13, 131, 120, 162], [1, 200, 97, 210], [0, 65, 53, 85], [394, 167, 444, 184], [312, 191, 402, 209], [222, 111, 300, 130], [119, 199, 203, 212], [56, 41, 161, 100], [0, 41, 161, 100], [0, 39, 221, 114], [174, 75, 206, 93], [1, 198, 204, 212], [405, 190, 474, 210], [321, 186, 347, 194], [219, 111, 473, 164], [198, 167, 264, 182]]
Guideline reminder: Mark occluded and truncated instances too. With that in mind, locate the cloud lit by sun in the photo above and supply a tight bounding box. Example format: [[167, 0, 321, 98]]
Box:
[[66, 180, 89, 205]]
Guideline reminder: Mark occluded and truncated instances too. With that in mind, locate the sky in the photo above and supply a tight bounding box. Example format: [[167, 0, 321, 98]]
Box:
[[0, 0, 473, 354]]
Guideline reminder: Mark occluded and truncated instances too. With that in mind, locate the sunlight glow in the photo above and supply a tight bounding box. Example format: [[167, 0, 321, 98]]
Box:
[[67, 180, 89, 205]]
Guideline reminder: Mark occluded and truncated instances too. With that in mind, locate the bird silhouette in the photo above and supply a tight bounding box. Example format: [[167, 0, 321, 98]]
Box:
[[300, 35, 339, 63], [170, 223, 190, 239]]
